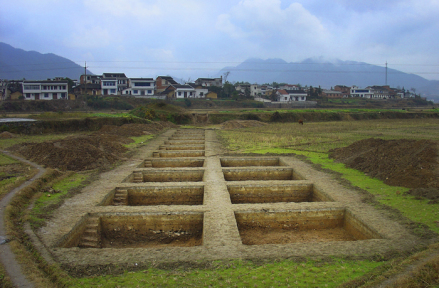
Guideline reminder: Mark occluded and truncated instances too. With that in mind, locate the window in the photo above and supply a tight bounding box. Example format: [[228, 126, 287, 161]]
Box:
[[26, 94, 31, 98], [110, 89, 116, 93], [23, 85, 40, 90], [178, 92, 182, 96], [147, 90, 152, 94], [103, 81, 116, 86], [199, 92, 204, 96], [44, 93, 49, 98], [42, 86, 47, 90], [62, 86, 66, 90], [133, 90, 138, 94], [134, 82, 151, 86], [61, 93, 66, 98]]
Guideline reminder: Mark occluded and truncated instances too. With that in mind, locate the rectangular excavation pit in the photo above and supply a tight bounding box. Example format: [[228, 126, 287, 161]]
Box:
[[60, 213, 204, 248], [235, 209, 381, 245], [223, 168, 304, 181], [153, 151, 205, 158], [159, 145, 205, 151], [227, 184, 332, 204], [164, 140, 205, 145], [221, 157, 283, 167], [169, 136, 205, 140], [139, 158, 204, 168], [104, 186, 204, 206], [125, 169, 204, 183]]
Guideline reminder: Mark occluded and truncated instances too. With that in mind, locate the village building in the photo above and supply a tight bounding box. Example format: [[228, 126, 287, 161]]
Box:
[[156, 76, 178, 93], [122, 78, 155, 96], [194, 77, 222, 87], [22, 79, 69, 100]]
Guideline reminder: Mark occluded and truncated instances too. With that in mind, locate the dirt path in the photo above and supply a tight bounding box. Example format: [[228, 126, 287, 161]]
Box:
[[0, 151, 44, 288]]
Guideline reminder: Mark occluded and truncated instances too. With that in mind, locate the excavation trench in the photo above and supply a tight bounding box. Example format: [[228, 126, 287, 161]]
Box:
[[138, 158, 204, 168], [227, 183, 332, 204], [125, 169, 204, 183], [60, 213, 203, 249], [223, 168, 304, 181], [235, 208, 381, 245], [152, 151, 205, 158], [102, 186, 204, 206]]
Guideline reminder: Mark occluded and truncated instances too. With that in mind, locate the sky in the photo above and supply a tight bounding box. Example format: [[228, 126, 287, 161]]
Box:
[[1, 0, 438, 81]]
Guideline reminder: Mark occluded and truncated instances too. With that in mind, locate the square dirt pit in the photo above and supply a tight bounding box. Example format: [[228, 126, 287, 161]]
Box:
[[227, 184, 332, 204], [60, 213, 204, 249], [223, 168, 304, 181], [153, 151, 205, 158], [125, 170, 204, 183], [164, 140, 205, 145], [139, 159, 204, 168], [235, 209, 381, 245], [221, 157, 283, 167], [104, 186, 204, 206], [159, 145, 205, 151]]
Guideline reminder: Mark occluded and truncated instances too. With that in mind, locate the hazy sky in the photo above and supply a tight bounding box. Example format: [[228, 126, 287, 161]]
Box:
[[1, 0, 438, 80]]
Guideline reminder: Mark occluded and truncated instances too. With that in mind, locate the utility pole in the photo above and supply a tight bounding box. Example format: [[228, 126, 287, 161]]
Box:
[[84, 61, 87, 95], [385, 61, 388, 86]]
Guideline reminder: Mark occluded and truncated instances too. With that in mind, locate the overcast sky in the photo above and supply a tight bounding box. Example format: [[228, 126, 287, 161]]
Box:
[[1, 0, 438, 80]]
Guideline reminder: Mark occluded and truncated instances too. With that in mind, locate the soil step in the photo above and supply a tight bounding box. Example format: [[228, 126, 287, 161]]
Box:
[[78, 216, 101, 248], [144, 160, 153, 168], [133, 172, 143, 183], [113, 189, 128, 205]]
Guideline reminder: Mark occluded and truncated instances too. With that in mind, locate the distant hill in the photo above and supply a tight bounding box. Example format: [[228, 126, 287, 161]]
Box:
[[0, 42, 93, 81], [219, 58, 439, 102]]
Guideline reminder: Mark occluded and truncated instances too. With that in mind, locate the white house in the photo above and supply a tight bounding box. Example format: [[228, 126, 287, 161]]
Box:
[[101, 78, 118, 95], [276, 89, 290, 102], [286, 90, 307, 101], [123, 78, 155, 96], [22, 80, 68, 100], [350, 86, 374, 98], [187, 83, 208, 98], [174, 84, 196, 98]]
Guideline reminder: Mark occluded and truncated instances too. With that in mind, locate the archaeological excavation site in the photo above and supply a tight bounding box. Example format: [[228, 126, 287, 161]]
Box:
[[36, 128, 419, 270]]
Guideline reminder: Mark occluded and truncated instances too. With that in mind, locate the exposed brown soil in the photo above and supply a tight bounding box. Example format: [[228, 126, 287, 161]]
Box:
[[329, 138, 439, 203], [0, 131, 17, 139], [11, 122, 176, 171], [221, 120, 267, 130], [239, 227, 357, 245]]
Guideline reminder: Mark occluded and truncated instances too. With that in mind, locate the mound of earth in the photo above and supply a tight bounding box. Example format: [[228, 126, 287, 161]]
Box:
[[221, 120, 267, 130], [13, 122, 175, 171], [329, 138, 439, 191], [0, 131, 17, 139]]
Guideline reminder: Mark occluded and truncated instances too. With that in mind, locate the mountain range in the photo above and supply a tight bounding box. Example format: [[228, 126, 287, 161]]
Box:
[[0, 42, 92, 81], [0, 42, 437, 101], [219, 58, 439, 101]]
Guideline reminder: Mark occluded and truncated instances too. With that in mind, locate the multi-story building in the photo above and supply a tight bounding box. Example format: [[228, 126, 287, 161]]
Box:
[[350, 86, 374, 98], [22, 79, 69, 100], [103, 73, 128, 93], [101, 78, 118, 95], [123, 78, 155, 96]]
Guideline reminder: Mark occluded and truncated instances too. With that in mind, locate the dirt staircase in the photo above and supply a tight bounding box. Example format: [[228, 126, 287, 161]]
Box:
[[78, 216, 101, 248], [133, 171, 143, 183], [113, 188, 128, 206], [144, 160, 153, 168]]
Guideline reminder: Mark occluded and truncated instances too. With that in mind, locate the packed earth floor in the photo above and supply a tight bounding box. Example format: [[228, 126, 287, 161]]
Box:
[[33, 128, 422, 274]]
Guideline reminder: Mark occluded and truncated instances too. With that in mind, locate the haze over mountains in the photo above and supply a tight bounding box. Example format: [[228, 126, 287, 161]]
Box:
[[0, 42, 437, 101], [0, 42, 92, 81]]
